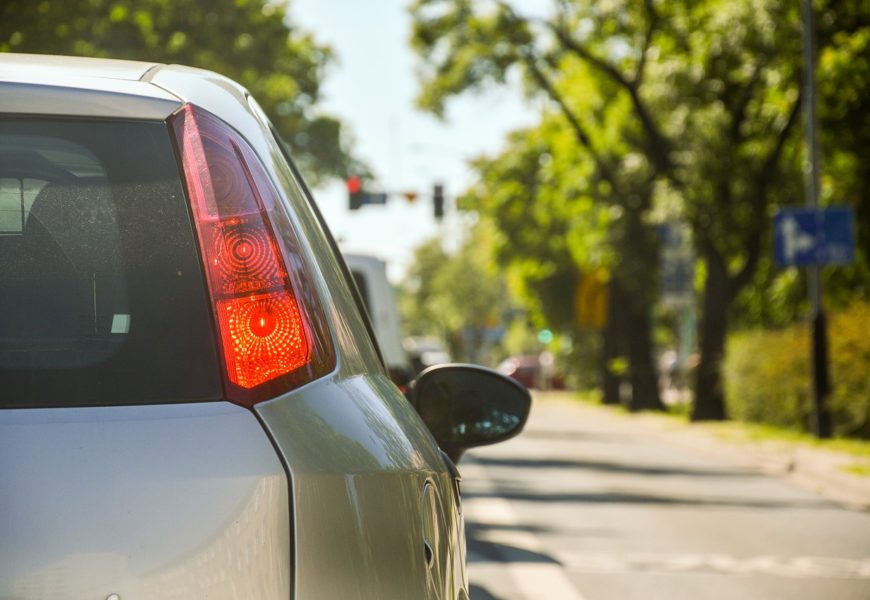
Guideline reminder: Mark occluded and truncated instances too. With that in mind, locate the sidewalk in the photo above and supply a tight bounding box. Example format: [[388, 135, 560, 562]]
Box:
[[535, 391, 870, 511]]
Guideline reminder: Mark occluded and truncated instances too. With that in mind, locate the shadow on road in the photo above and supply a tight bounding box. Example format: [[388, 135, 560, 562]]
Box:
[[466, 521, 561, 564], [466, 519, 612, 540], [469, 584, 502, 599], [465, 488, 833, 510], [473, 455, 760, 479]]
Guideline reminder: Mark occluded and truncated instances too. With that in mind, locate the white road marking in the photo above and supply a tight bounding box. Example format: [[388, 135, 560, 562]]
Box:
[[463, 461, 588, 600]]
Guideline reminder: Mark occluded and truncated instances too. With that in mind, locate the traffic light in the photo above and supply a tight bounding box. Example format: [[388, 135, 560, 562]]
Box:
[[347, 176, 363, 210], [433, 183, 444, 220], [347, 177, 387, 210]]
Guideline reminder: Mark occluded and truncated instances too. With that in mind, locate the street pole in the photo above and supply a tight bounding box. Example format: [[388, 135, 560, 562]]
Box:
[[802, 0, 832, 438]]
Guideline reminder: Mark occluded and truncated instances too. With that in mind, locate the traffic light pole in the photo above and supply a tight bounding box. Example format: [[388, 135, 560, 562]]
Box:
[[802, 0, 832, 438]]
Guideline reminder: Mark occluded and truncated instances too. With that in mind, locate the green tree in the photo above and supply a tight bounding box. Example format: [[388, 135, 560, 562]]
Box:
[[644, 0, 804, 420], [400, 226, 512, 364], [0, 0, 359, 184], [411, 0, 829, 421], [816, 0, 870, 303], [411, 0, 669, 411], [460, 115, 627, 404]]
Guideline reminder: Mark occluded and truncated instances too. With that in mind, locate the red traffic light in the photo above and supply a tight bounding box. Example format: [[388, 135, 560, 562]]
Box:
[[346, 176, 362, 194]]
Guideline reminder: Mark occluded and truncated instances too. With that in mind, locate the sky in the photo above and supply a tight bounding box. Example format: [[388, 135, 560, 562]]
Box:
[[292, 0, 539, 281]]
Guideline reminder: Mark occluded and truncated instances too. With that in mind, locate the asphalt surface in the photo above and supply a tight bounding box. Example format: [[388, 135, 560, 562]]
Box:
[[462, 395, 870, 600]]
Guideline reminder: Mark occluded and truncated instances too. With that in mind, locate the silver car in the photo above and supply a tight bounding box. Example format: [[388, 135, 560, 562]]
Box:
[[0, 54, 530, 600]]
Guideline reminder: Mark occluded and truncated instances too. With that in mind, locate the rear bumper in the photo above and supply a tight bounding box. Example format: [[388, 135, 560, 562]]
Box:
[[0, 401, 291, 599]]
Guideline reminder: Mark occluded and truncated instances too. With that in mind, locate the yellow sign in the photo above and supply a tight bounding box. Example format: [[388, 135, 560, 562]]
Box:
[[575, 270, 609, 330]]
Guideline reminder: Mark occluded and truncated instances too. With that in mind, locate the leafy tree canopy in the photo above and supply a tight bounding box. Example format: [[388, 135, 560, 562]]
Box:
[[0, 0, 361, 184]]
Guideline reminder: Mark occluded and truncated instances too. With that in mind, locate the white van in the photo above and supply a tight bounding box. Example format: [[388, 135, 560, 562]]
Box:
[[343, 253, 413, 388]]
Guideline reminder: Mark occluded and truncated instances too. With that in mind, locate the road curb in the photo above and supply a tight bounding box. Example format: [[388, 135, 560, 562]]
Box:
[[535, 392, 870, 511]]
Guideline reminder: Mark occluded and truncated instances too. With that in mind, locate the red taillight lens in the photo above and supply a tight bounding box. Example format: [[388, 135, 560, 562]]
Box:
[[170, 104, 334, 405]]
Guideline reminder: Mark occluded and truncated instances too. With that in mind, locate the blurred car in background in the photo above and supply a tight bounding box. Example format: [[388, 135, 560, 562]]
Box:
[[405, 335, 452, 374], [497, 355, 539, 389], [497, 353, 566, 390], [343, 252, 414, 389], [0, 53, 530, 600]]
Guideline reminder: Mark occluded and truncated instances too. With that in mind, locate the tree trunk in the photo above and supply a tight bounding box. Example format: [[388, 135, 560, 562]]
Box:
[[692, 251, 729, 421], [600, 281, 623, 405], [618, 206, 665, 413], [626, 297, 666, 412]]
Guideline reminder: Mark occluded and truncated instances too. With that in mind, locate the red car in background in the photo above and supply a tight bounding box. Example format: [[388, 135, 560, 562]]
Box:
[[497, 354, 566, 390]]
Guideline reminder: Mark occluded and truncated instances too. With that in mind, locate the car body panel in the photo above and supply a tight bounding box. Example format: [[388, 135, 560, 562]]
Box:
[[0, 402, 291, 599], [0, 53, 467, 599], [241, 92, 467, 598], [256, 373, 463, 599]]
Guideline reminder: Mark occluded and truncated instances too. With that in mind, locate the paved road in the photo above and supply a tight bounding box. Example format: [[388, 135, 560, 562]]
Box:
[[463, 396, 870, 600]]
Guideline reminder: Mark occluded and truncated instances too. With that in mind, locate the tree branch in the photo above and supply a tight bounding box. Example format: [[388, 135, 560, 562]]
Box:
[[521, 50, 621, 192], [726, 61, 764, 144], [548, 23, 674, 176], [757, 91, 803, 186], [728, 92, 802, 295], [634, 0, 660, 87]]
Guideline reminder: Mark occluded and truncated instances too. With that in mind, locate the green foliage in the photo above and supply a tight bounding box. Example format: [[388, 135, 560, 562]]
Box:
[[399, 238, 449, 338], [410, 0, 870, 419], [724, 323, 810, 430], [829, 301, 870, 437], [815, 0, 870, 302], [410, 0, 532, 117], [0, 0, 359, 183], [399, 225, 511, 363], [460, 115, 614, 324], [725, 301, 870, 438]]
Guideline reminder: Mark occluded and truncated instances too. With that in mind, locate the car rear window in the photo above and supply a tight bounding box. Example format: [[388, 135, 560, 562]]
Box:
[[0, 117, 223, 408]]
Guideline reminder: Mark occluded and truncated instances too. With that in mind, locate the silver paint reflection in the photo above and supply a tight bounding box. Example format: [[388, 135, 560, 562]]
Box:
[[0, 402, 290, 600]]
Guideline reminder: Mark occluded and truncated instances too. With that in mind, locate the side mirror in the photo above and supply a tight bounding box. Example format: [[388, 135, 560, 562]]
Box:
[[409, 363, 532, 463]]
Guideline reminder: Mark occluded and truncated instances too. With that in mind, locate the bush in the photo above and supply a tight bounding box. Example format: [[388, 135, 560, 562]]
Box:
[[829, 302, 870, 437], [725, 300, 870, 438]]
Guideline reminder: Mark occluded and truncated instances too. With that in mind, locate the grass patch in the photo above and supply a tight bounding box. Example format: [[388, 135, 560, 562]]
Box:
[[709, 421, 870, 459], [564, 388, 870, 460], [841, 463, 870, 477], [564, 389, 690, 423]]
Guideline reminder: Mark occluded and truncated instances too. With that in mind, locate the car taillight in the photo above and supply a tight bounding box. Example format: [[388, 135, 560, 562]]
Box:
[[170, 104, 334, 406]]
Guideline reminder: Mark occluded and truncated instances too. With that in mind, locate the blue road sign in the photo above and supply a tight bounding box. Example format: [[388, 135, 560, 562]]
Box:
[[774, 207, 855, 267]]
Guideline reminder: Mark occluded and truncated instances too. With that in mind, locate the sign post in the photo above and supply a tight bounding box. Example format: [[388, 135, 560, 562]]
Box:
[[796, 0, 828, 438], [774, 204, 855, 439]]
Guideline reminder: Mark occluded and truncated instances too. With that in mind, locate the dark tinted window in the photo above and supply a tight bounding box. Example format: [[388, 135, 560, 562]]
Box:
[[0, 117, 222, 408]]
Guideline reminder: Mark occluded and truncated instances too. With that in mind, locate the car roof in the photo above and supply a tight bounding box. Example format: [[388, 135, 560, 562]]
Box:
[[0, 53, 160, 81], [0, 54, 268, 155], [0, 53, 183, 119]]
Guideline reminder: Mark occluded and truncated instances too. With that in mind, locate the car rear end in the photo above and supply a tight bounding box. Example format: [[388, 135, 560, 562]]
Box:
[[0, 55, 462, 600], [0, 58, 297, 598]]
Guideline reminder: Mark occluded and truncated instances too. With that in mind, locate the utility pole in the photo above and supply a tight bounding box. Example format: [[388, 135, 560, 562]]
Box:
[[802, 0, 832, 438]]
